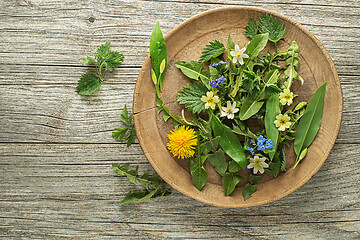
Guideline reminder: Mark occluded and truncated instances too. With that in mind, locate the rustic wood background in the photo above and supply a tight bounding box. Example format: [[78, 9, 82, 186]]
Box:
[[1, 0, 359, 239]]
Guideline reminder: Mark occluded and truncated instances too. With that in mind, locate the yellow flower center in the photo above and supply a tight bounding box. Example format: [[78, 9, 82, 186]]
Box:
[[284, 94, 291, 100], [280, 119, 287, 125], [235, 52, 243, 59], [226, 106, 233, 114], [206, 98, 214, 104], [167, 126, 198, 159]]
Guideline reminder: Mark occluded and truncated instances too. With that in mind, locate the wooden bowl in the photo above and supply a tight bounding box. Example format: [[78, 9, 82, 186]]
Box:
[[133, 7, 342, 207]]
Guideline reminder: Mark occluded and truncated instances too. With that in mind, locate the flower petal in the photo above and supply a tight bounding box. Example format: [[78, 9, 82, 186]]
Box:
[[232, 57, 237, 64], [235, 44, 240, 52]]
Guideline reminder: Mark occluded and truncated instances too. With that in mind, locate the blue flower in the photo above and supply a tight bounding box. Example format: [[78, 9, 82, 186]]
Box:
[[210, 63, 216, 67], [247, 147, 254, 155], [257, 135, 265, 144], [250, 139, 255, 144], [210, 80, 220, 88], [217, 75, 226, 83], [257, 144, 265, 151], [218, 61, 225, 65], [265, 139, 273, 149]]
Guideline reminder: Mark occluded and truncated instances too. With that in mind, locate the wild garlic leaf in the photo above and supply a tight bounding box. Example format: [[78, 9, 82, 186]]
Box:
[[239, 95, 264, 121], [76, 72, 102, 95], [294, 83, 327, 165], [228, 160, 242, 173], [175, 61, 207, 81], [208, 149, 228, 176], [177, 82, 208, 114], [245, 18, 258, 39], [211, 112, 247, 169], [259, 14, 286, 43], [199, 40, 225, 63], [242, 183, 257, 200], [222, 172, 242, 196], [265, 94, 281, 160]]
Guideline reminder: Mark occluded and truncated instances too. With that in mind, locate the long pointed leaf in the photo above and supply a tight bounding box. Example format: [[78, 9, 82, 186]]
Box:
[[265, 94, 280, 160]]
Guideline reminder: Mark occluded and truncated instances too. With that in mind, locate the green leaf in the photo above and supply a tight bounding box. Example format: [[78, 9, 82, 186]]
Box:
[[210, 112, 247, 169], [228, 160, 242, 173], [177, 82, 208, 114], [294, 83, 327, 163], [249, 175, 263, 184], [103, 51, 124, 72], [222, 172, 242, 196], [150, 21, 167, 91], [245, 18, 258, 39], [239, 95, 264, 121], [294, 101, 307, 112], [76, 72, 102, 95], [242, 183, 257, 201], [97, 42, 111, 57], [226, 35, 235, 64], [265, 94, 281, 160], [175, 61, 208, 81], [244, 33, 269, 59], [82, 56, 95, 65], [259, 14, 286, 43], [190, 153, 208, 191], [162, 110, 171, 122], [242, 71, 261, 96], [121, 105, 130, 125], [200, 136, 220, 154], [283, 41, 304, 89], [140, 172, 150, 190], [279, 145, 286, 171], [208, 149, 228, 176], [199, 40, 225, 63], [119, 190, 158, 206], [126, 128, 136, 147], [112, 127, 129, 140]]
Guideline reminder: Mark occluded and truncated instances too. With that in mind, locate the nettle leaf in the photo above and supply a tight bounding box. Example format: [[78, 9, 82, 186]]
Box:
[[199, 40, 225, 63], [97, 41, 111, 57], [242, 183, 257, 201], [222, 172, 242, 196], [175, 61, 207, 81], [82, 56, 95, 65], [245, 18, 258, 39], [294, 83, 326, 168], [190, 152, 208, 191], [76, 72, 102, 95], [177, 82, 208, 114], [208, 149, 228, 176], [103, 51, 124, 72], [259, 14, 286, 43], [242, 70, 261, 96], [283, 41, 304, 88]]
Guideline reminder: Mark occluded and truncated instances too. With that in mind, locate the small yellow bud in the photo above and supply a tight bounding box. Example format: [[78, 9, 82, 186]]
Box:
[[151, 68, 157, 85], [159, 58, 166, 74]]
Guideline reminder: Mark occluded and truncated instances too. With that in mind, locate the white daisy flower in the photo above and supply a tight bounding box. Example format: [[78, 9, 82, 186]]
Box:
[[247, 155, 269, 174], [201, 91, 219, 110], [220, 101, 239, 119], [230, 44, 249, 65]]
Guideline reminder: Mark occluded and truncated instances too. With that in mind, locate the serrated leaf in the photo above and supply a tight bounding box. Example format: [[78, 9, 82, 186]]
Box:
[[126, 128, 136, 147], [259, 14, 286, 43], [119, 190, 158, 206], [112, 127, 129, 140], [245, 18, 258, 39], [97, 42, 111, 57], [82, 56, 95, 65], [242, 183, 257, 200], [121, 105, 129, 125], [199, 40, 225, 63], [175, 61, 207, 81], [177, 82, 208, 114], [222, 172, 242, 196], [279, 145, 286, 171], [140, 172, 150, 190], [103, 51, 124, 72], [294, 83, 326, 164], [155, 188, 172, 198], [208, 149, 228, 176], [76, 72, 102, 95], [190, 153, 208, 191]]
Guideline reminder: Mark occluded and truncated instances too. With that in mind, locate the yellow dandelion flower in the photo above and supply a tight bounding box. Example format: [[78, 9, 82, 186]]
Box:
[[274, 113, 292, 131], [167, 126, 198, 159]]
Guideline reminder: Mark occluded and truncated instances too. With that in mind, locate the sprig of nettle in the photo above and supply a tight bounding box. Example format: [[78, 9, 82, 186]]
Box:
[[151, 15, 326, 201], [77, 42, 124, 95]]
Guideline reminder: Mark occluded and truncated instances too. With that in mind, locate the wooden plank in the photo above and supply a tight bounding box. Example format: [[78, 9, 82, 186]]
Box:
[[0, 143, 359, 239]]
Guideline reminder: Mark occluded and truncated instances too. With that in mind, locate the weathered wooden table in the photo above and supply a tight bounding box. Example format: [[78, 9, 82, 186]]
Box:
[[1, 0, 359, 239]]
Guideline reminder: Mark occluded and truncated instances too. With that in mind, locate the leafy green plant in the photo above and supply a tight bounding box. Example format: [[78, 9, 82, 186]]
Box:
[[77, 42, 124, 95], [112, 164, 171, 205], [112, 105, 136, 147]]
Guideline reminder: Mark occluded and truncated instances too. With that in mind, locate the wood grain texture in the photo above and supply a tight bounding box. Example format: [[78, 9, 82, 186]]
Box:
[[1, 0, 359, 238]]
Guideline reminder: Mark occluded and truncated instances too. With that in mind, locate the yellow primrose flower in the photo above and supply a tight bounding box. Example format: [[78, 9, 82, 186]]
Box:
[[201, 91, 219, 110], [274, 113, 292, 131], [167, 126, 198, 159], [279, 89, 294, 106], [230, 44, 249, 65], [247, 155, 269, 174]]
